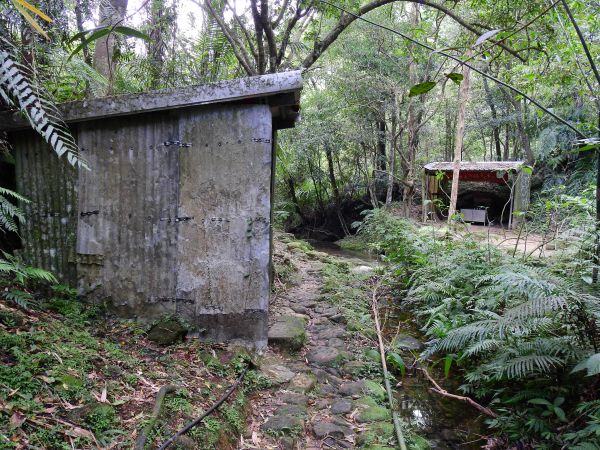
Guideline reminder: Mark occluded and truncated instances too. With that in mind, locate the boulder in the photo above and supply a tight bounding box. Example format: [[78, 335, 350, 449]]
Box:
[[268, 316, 306, 351], [146, 318, 187, 345]]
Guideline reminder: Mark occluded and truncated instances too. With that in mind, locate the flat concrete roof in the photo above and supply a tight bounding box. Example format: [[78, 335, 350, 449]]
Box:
[[424, 161, 525, 173], [0, 70, 302, 131]]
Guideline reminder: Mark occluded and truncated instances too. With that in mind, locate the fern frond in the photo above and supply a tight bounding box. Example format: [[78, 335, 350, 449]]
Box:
[[500, 354, 564, 379], [23, 266, 57, 283], [0, 36, 86, 168], [463, 339, 502, 357]]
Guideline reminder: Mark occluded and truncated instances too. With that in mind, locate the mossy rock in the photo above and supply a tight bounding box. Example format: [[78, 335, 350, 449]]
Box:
[[363, 348, 381, 362], [354, 396, 379, 408], [363, 380, 386, 402], [355, 400, 391, 423], [286, 241, 313, 253], [356, 421, 395, 446], [147, 318, 188, 345], [268, 316, 306, 351]]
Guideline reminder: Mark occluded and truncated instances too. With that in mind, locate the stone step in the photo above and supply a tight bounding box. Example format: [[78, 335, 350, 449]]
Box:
[[268, 315, 307, 351]]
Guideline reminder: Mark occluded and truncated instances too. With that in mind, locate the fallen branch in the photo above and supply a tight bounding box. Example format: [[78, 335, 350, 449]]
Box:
[[134, 384, 180, 450], [418, 368, 498, 418], [157, 363, 249, 450], [372, 282, 408, 450]]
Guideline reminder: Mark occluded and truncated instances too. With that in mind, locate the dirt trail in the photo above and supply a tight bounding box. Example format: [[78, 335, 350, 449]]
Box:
[[244, 247, 391, 449]]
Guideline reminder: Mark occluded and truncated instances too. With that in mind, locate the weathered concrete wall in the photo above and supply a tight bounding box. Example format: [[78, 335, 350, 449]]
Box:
[[76, 110, 180, 320], [76, 104, 272, 348], [176, 105, 272, 347], [13, 131, 78, 283]]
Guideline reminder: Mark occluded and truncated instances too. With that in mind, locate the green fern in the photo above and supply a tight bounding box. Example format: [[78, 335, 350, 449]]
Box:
[[0, 36, 86, 168], [0, 186, 29, 233], [0, 251, 57, 285]]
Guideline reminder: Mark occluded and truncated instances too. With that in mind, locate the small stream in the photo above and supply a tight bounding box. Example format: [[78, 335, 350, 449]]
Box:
[[309, 239, 486, 449]]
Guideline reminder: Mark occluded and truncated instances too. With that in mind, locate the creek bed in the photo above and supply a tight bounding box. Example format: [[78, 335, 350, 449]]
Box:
[[310, 239, 486, 449]]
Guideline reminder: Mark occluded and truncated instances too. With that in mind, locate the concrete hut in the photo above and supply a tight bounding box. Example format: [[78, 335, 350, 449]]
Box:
[[422, 161, 531, 228], [0, 71, 303, 349]]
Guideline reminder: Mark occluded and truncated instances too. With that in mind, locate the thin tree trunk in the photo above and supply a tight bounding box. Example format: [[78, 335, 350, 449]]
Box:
[[483, 76, 502, 160], [93, 0, 128, 94], [74, 0, 91, 65], [386, 96, 398, 205], [286, 176, 306, 223], [147, 0, 168, 89], [401, 3, 420, 218], [325, 144, 350, 236], [376, 118, 386, 171], [447, 50, 473, 222], [510, 97, 534, 163], [503, 123, 510, 160]]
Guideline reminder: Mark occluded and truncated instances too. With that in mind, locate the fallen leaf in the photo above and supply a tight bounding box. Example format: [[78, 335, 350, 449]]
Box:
[[100, 386, 107, 403]]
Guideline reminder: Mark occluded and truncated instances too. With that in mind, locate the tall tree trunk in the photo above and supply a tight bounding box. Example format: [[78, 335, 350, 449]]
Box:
[[74, 0, 91, 66], [325, 144, 350, 236], [503, 124, 510, 160], [386, 96, 398, 205], [482, 76, 502, 160], [147, 0, 168, 89], [510, 97, 534, 163], [376, 118, 386, 171], [286, 176, 306, 223], [447, 51, 473, 222], [401, 3, 421, 218], [93, 0, 128, 94]]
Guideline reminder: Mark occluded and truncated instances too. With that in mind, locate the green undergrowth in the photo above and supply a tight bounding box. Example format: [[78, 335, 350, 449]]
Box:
[[357, 207, 600, 449], [317, 246, 431, 448], [0, 288, 268, 449]]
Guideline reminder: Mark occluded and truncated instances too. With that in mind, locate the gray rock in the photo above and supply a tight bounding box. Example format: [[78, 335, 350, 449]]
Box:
[[312, 422, 352, 439], [396, 335, 424, 351], [328, 338, 346, 349], [314, 398, 330, 410], [307, 346, 341, 367], [289, 372, 316, 393], [331, 398, 353, 414], [274, 404, 307, 417], [330, 314, 347, 324], [291, 304, 309, 315], [319, 384, 339, 395], [281, 392, 308, 405], [351, 265, 373, 275], [339, 381, 367, 397], [268, 315, 306, 351], [316, 326, 347, 340], [146, 318, 187, 345], [261, 415, 304, 434], [261, 362, 295, 384]]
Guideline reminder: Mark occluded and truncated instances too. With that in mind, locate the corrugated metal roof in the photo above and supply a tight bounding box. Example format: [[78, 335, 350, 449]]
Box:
[[424, 161, 525, 172]]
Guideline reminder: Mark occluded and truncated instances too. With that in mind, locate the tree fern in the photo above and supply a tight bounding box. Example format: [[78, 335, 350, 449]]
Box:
[[0, 35, 86, 168]]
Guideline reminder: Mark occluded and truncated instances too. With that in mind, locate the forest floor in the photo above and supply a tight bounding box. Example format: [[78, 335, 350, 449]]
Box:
[[0, 291, 262, 449]]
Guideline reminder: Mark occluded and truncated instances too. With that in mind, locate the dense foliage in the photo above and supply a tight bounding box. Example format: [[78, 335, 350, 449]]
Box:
[[357, 206, 600, 448]]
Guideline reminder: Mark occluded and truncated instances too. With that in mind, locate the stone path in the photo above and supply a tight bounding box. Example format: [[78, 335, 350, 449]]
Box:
[[245, 247, 396, 449]]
